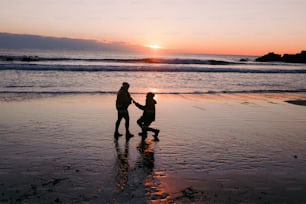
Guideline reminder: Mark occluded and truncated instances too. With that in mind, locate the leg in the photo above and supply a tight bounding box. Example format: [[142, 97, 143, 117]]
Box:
[[137, 117, 146, 133], [115, 110, 124, 137], [122, 110, 133, 138], [137, 117, 144, 128], [145, 121, 159, 141], [146, 127, 159, 135], [137, 117, 148, 140], [123, 112, 130, 133]]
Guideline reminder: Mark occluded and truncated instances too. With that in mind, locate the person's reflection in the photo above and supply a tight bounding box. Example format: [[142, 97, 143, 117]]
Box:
[[136, 141, 169, 201], [113, 139, 163, 202], [136, 140, 156, 200], [114, 140, 130, 193], [136, 140, 155, 173]]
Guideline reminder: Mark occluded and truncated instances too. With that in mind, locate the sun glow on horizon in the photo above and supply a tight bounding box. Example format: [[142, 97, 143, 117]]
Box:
[[145, 44, 162, 50], [150, 88, 159, 101]]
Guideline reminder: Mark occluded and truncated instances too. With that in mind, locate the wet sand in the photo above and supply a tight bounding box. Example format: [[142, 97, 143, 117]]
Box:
[[1, 93, 306, 203]]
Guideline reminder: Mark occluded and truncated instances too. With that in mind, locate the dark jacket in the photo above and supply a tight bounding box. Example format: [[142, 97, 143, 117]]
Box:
[[135, 98, 156, 122], [116, 87, 132, 110]]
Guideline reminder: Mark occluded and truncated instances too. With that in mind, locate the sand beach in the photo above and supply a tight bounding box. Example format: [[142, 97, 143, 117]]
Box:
[[1, 93, 306, 203]]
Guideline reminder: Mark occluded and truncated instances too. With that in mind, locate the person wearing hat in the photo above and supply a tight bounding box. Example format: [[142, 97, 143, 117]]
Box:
[[133, 92, 160, 141], [114, 82, 134, 139]]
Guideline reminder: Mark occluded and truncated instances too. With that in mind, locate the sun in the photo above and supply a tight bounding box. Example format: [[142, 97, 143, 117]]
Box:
[[150, 88, 159, 101], [145, 44, 161, 50]]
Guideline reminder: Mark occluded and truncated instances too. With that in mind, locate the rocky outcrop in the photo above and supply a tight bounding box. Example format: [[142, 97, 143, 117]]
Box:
[[282, 51, 306, 63], [256, 51, 306, 63]]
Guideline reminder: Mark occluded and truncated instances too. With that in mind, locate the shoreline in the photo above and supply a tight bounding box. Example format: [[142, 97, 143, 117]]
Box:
[[1, 93, 306, 203], [1, 91, 306, 101]]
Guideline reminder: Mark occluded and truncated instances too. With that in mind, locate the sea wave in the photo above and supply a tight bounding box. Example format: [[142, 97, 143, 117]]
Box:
[[0, 55, 237, 65], [1, 63, 306, 73], [1, 89, 306, 95]]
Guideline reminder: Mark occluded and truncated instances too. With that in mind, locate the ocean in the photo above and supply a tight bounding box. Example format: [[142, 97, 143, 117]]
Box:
[[1, 49, 306, 99]]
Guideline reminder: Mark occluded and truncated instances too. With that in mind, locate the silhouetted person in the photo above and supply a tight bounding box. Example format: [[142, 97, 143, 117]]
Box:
[[114, 82, 133, 140], [134, 92, 159, 141]]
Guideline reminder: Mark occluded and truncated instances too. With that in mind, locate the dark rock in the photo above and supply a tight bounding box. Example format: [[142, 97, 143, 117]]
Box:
[[42, 178, 67, 187], [182, 187, 198, 199], [21, 56, 39, 62], [31, 184, 37, 190], [240, 58, 249, 62], [256, 52, 282, 62], [283, 51, 306, 63], [256, 51, 306, 63], [5, 56, 14, 61]]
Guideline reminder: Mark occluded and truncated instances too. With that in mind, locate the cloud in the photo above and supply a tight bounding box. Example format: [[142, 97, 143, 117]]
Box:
[[0, 32, 143, 52]]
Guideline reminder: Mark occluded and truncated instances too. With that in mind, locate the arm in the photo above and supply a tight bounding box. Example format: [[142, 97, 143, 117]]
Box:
[[134, 101, 145, 110]]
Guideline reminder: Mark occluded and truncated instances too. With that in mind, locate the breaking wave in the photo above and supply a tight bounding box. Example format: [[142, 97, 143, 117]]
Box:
[[1, 63, 306, 73], [1, 55, 236, 65], [1, 89, 306, 95]]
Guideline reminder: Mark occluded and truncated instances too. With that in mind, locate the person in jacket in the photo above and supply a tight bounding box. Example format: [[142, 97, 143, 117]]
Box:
[[134, 92, 159, 140], [114, 82, 134, 139]]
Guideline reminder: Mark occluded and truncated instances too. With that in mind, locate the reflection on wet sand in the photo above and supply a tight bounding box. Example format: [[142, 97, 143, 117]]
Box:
[[136, 140, 154, 173], [113, 139, 169, 202], [114, 141, 130, 193], [136, 140, 169, 202]]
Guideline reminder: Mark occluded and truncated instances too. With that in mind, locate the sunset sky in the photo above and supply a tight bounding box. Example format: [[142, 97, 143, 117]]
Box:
[[1, 0, 306, 55]]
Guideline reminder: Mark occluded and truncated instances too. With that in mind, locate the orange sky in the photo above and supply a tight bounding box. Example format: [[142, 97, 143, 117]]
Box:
[[1, 0, 306, 55]]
